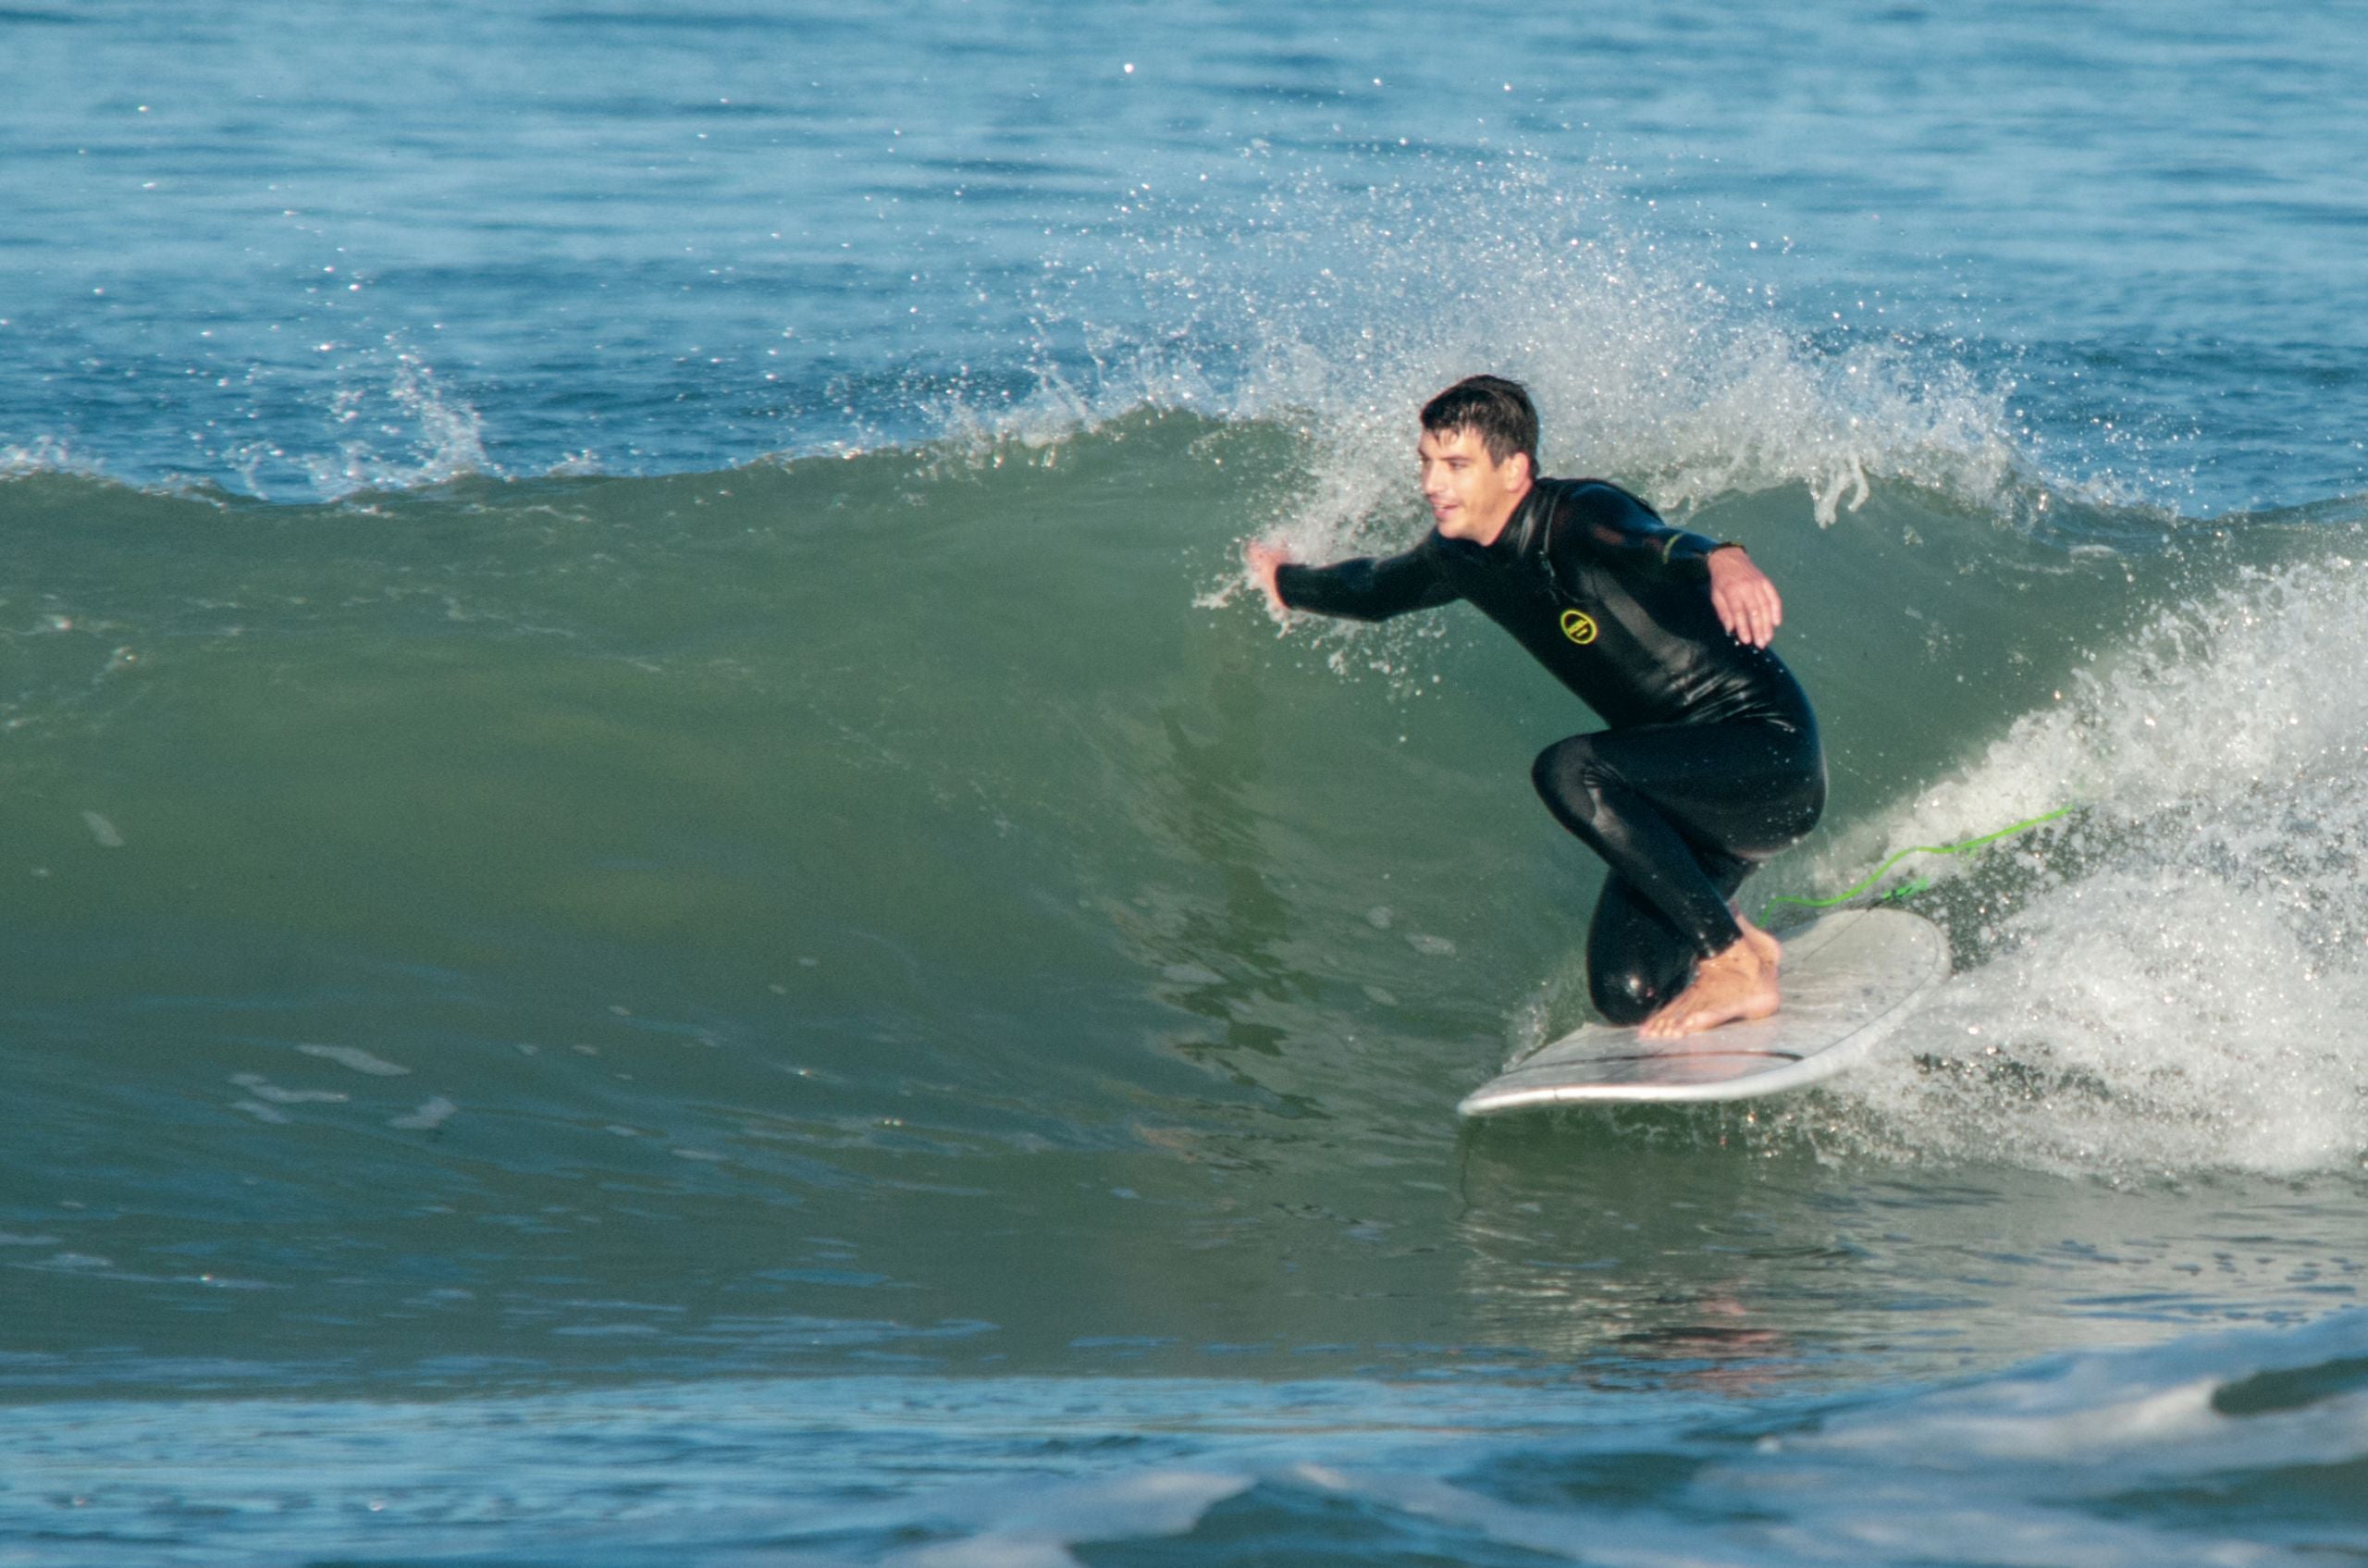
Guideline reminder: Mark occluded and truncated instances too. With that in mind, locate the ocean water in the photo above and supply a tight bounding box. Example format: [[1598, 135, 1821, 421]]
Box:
[[4, 2, 2367, 1562]]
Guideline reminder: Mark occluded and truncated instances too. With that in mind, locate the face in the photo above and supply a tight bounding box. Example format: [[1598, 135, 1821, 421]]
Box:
[[1417, 426, 1531, 543]]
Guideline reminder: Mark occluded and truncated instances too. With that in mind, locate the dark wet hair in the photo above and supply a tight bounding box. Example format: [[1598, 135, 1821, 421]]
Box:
[[1420, 375, 1538, 473]]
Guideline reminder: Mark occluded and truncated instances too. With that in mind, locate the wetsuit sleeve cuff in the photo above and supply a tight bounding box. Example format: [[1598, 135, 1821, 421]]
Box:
[[1272, 562, 1321, 610], [1654, 529, 1731, 581]]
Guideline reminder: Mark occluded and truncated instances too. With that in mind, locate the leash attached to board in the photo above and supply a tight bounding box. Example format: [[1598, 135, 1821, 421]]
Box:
[[1756, 806, 2071, 925]]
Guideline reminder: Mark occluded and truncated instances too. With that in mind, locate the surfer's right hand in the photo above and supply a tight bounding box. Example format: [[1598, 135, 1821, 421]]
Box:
[[1244, 541, 1291, 616], [1707, 545, 1782, 648]]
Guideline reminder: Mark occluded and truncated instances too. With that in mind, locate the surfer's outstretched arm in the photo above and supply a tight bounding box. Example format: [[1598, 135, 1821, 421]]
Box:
[[1243, 537, 1459, 623]]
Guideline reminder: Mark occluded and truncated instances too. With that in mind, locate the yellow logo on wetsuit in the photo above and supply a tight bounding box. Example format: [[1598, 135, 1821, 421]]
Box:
[[1560, 609, 1598, 646]]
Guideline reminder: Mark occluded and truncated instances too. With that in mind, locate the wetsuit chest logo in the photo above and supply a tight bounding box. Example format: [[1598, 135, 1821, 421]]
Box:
[[1560, 609, 1599, 646]]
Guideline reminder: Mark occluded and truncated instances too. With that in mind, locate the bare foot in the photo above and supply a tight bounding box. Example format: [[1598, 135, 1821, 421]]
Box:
[[1638, 935, 1782, 1039]]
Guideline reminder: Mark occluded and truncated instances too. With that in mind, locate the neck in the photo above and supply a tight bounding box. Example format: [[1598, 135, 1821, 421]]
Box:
[[1464, 482, 1532, 547]]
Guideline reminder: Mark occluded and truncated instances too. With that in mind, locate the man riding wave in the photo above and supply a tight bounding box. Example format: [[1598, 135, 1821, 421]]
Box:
[[1246, 376, 1824, 1037]]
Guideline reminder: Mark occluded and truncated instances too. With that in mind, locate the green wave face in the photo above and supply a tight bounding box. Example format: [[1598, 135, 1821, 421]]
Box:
[[2, 423, 2363, 1389]]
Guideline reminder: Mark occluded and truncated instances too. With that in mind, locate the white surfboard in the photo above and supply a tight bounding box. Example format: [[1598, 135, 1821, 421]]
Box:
[[1458, 907, 1948, 1116]]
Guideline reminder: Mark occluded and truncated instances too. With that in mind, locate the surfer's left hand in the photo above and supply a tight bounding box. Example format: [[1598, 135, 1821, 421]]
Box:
[[1244, 540, 1292, 617], [1708, 546, 1781, 648]]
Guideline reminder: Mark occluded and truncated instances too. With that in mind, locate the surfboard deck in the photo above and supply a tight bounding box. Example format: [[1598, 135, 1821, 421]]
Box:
[[1458, 907, 1948, 1116]]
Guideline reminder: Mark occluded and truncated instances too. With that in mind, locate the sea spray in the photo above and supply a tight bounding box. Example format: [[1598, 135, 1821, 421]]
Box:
[[1097, 150, 2054, 547], [1809, 559, 2368, 1176]]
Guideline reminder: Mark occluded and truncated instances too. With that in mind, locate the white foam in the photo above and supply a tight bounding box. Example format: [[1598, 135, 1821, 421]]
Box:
[[0, 435, 105, 481], [299, 1043, 413, 1077], [389, 1096, 458, 1131], [307, 342, 489, 497], [1238, 185, 2033, 544], [231, 1073, 349, 1106], [196, 334, 495, 501], [1826, 559, 2368, 1176], [884, 1471, 1251, 1568], [945, 148, 2068, 560]]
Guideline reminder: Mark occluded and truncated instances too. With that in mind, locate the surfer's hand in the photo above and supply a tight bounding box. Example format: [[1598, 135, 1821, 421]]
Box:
[[1244, 540, 1292, 616], [1707, 546, 1781, 648]]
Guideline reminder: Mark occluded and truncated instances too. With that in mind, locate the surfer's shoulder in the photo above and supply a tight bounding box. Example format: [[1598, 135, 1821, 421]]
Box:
[[1550, 476, 1659, 520], [1528, 477, 1664, 561]]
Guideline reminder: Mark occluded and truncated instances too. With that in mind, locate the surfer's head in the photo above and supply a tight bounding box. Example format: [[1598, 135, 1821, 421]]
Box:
[[1420, 375, 1538, 477], [1418, 376, 1536, 543]]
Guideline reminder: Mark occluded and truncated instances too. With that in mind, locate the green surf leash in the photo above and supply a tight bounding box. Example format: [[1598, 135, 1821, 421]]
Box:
[[1755, 805, 2071, 925]]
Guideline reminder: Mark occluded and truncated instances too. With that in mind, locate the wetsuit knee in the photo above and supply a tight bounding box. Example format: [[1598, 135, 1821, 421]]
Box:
[[1585, 874, 1699, 1026], [1589, 961, 1671, 1028]]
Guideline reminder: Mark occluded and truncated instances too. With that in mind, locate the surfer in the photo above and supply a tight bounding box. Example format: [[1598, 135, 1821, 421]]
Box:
[[1246, 376, 1824, 1037]]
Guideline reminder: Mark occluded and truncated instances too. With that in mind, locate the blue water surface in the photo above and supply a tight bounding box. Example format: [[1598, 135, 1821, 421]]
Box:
[[3, 1, 2361, 508]]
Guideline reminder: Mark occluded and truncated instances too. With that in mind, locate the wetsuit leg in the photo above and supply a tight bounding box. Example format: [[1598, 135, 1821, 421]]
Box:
[[1532, 721, 1824, 1026]]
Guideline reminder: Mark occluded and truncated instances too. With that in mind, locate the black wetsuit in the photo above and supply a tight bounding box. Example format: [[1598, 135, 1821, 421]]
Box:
[[1276, 476, 1825, 1024]]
